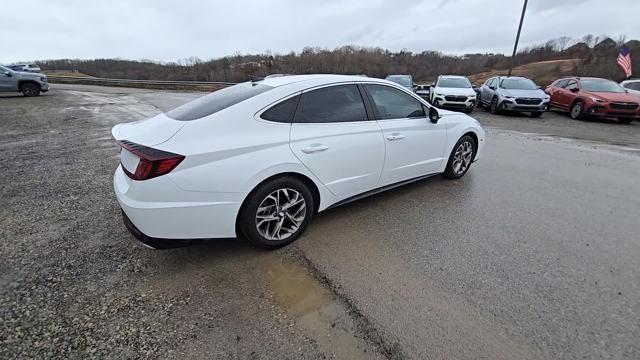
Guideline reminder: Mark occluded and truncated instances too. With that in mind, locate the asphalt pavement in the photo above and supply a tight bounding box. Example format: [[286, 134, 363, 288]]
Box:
[[1, 84, 638, 359]]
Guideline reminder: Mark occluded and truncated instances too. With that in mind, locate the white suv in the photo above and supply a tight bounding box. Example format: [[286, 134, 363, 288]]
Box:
[[112, 75, 485, 249], [429, 75, 477, 113]]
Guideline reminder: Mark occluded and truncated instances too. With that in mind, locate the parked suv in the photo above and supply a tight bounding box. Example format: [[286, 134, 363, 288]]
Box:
[[385, 75, 415, 91], [429, 75, 476, 113], [479, 76, 549, 117], [0, 65, 49, 96], [546, 77, 640, 123]]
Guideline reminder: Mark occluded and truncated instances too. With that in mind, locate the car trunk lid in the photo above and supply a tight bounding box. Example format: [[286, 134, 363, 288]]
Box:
[[111, 113, 187, 147]]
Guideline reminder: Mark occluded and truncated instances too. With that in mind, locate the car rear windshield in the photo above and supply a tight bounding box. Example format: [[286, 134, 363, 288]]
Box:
[[166, 82, 273, 121], [437, 78, 471, 88], [581, 79, 625, 93], [500, 78, 537, 90]]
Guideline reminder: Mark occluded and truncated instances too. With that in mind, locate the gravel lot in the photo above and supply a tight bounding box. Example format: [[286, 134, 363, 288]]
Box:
[[0, 87, 385, 360], [2, 85, 639, 359]]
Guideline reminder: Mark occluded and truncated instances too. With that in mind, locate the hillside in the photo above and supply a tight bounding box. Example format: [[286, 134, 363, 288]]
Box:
[[33, 35, 638, 84], [468, 59, 583, 86]]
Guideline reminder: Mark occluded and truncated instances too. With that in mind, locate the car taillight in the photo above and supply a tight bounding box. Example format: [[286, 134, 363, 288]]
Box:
[[116, 140, 185, 181]]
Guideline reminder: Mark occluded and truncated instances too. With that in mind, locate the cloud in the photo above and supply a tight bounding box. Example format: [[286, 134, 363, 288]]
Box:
[[1, 0, 638, 63]]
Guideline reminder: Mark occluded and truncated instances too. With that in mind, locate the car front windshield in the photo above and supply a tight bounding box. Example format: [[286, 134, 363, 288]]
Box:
[[500, 78, 537, 90], [387, 76, 412, 88], [438, 78, 471, 88], [582, 79, 625, 93]]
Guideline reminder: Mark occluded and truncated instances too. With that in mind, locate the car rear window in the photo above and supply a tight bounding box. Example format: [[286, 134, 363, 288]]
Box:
[[166, 82, 273, 121], [293, 84, 368, 123], [260, 95, 300, 122]]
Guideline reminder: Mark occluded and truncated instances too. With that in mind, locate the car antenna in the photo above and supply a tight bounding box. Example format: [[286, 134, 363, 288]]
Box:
[[248, 75, 265, 85]]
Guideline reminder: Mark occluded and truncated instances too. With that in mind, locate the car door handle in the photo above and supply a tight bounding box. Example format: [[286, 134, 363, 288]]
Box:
[[301, 145, 328, 154], [386, 133, 405, 141]]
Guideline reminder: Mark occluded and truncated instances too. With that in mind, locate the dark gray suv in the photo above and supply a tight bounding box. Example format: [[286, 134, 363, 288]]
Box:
[[0, 65, 49, 96]]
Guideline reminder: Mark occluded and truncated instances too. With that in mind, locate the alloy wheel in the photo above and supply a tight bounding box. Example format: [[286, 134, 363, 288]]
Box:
[[255, 188, 307, 241], [452, 141, 474, 176], [571, 103, 582, 119]]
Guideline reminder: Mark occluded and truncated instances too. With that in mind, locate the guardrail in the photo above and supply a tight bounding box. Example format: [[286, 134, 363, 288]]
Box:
[[46, 75, 237, 91]]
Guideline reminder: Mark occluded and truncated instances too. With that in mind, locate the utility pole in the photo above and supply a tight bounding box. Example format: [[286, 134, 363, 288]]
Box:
[[508, 0, 528, 76]]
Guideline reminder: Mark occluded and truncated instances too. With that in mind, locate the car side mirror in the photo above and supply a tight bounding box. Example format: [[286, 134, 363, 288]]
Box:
[[3, 71, 12, 77], [570, 87, 579, 93], [428, 106, 440, 124]]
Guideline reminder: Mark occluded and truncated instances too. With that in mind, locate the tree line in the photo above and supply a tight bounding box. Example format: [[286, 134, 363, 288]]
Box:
[[36, 34, 638, 85]]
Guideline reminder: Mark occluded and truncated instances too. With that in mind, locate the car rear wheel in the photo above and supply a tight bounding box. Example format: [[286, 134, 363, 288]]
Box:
[[489, 97, 499, 114], [443, 135, 477, 179], [570, 101, 583, 120], [20, 82, 40, 97], [238, 176, 314, 249]]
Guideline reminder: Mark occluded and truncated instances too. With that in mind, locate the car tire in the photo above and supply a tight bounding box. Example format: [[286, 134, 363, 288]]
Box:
[[489, 97, 499, 114], [238, 176, 314, 249], [531, 112, 543, 118], [443, 135, 477, 179], [618, 118, 632, 124], [20, 82, 41, 97], [570, 101, 583, 120]]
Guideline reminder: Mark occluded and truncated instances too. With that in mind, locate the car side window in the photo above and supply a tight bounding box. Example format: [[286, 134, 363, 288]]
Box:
[[556, 79, 568, 88], [293, 84, 368, 123], [565, 80, 578, 90], [488, 78, 496, 88], [260, 95, 300, 123], [364, 84, 426, 120]]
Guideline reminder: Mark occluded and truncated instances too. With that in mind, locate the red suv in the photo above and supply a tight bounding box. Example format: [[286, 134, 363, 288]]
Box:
[[545, 77, 640, 123]]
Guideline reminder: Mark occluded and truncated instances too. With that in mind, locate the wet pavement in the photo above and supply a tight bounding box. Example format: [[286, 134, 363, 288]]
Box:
[[2, 84, 638, 359]]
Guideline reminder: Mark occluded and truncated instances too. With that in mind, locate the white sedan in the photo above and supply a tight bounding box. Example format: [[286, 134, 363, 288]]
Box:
[[112, 75, 485, 249]]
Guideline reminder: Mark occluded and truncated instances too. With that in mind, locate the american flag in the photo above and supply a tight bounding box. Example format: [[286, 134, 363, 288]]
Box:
[[617, 45, 632, 78]]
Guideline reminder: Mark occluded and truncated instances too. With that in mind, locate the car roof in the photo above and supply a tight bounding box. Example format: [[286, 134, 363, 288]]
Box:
[[439, 75, 467, 79], [259, 74, 390, 88]]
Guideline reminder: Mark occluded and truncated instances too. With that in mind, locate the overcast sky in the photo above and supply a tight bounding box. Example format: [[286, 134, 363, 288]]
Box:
[[2, 0, 638, 63]]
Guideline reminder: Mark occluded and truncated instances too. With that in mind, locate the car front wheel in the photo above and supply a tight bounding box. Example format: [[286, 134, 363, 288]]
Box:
[[443, 135, 477, 179], [570, 101, 583, 120], [20, 82, 41, 97], [238, 176, 314, 249], [489, 97, 499, 114]]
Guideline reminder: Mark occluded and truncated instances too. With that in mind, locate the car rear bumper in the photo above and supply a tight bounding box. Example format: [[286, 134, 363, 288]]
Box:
[[114, 166, 242, 242]]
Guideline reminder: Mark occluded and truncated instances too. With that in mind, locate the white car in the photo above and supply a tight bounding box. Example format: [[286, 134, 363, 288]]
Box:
[[112, 75, 485, 249], [8, 63, 41, 73], [430, 75, 477, 113], [620, 79, 640, 96]]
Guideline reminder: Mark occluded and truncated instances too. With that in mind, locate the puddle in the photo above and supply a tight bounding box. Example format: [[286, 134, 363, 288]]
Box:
[[264, 256, 380, 360]]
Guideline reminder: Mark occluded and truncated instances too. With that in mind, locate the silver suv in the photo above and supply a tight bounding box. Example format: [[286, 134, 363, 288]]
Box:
[[0, 65, 49, 96], [479, 76, 549, 117]]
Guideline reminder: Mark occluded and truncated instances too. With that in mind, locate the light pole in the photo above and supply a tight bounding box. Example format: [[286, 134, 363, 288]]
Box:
[[508, 0, 528, 76]]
